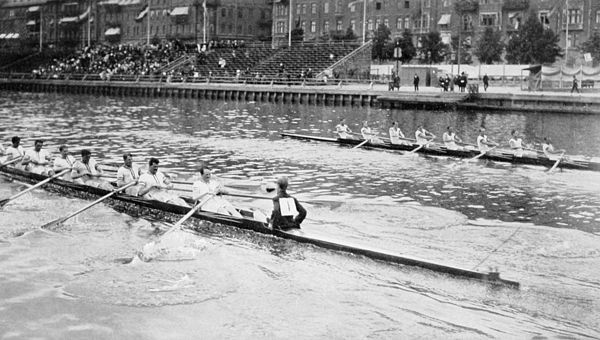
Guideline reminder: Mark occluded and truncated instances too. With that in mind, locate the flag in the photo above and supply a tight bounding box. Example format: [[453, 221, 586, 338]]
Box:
[[135, 4, 149, 21]]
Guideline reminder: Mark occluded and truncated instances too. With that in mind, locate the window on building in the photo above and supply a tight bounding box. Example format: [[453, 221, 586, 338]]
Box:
[[443, 0, 451, 7], [238, 9, 243, 18], [336, 20, 343, 31], [376, 2, 382, 10], [462, 14, 473, 30], [376, 19, 381, 29], [324, 2, 329, 14], [350, 4, 356, 12], [296, 4, 301, 14], [311, 21, 316, 32], [404, 1, 410, 9], [384, 18, 389, 27], [311, 3, 317, 14], [302, 4, 307, 14], [368, 19, 373, 30], [538, 11, 549, 28], [9, 10, 14, 17], [567, 9, 582, 24], [277, 21, 285, 33], [596, 10, 600, 23], [568, 32, 579, 47], [397, 17, 403, 29], [222, 8, 226, 17], [425, 0, 431, 8], [324, 20, 330, 32], [480, 13, 498, 26], [423, 14, 430, 28], [405, 16, 411, 28], [302, 21, 306, 32], [335, 0, 342, 13], [350, 19, 356, 31]]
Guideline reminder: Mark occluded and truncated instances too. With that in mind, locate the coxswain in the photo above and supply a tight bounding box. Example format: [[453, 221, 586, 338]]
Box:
[[5, 136, 25, 169], [442, 126, 463, 150], [53, 145, 76, 181], [476, 128, 498, 152], [415, 126, 436, 145], [192, 165, 242, 217], [269, 176, 306, 230], [71, 149, 113, 191], [541, 137, 566, 159], [138, 157, 189, 207], [22, 140, 54, 176], [116, 153, 143, 195], [335, 118, 352, 139], [389, 121, 408, 145]]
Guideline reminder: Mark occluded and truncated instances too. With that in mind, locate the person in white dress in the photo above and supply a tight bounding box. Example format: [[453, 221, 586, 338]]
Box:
[[192, 166, 242, 217], [22, 140, 54, 176]]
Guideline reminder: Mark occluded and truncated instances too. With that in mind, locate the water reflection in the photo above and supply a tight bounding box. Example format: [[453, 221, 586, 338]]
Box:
[[1, 91, 599, 232]]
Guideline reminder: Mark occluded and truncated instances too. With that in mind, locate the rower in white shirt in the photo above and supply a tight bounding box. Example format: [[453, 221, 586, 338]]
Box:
[[335, 118, 353, 139], [138, 157, 188, 207], [5, 136, 26, 169], [116, 153, 143, 196], [360, 121, 383, 143], [53, 145, 76, 181], [415, 126, 436, 145], [508, 130, 536, 157], [442, 126, 463, 150], [22, 140, 55, 176], [389, 121, 408, 145], [71, 149, 113, 191], [476, 128, 498, 152], [192, 166, 242, 217], [541, 137, 566, 159]]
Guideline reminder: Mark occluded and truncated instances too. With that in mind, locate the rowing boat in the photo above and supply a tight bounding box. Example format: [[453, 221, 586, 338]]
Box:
[[281, 133, 600, 172], [0, 165, 520, 288]]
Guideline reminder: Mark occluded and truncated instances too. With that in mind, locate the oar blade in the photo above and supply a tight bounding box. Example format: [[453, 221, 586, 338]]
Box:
[[0, 198, 9, 209], [40, 218, 65, 230]]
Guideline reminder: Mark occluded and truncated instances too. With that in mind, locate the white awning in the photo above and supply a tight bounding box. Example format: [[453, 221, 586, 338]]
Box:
[[0, 34, 6, 39], [170, 6, 189, 16], [119, 0, 141, 5], [105, 27, 121, 36], [28, 6, 40, 12], [59, 17, 79, 24], [5, 33, 14, 39], [26, 20, 37, 26], [438, 14, 451, 25], [13, 33, 20, 39]]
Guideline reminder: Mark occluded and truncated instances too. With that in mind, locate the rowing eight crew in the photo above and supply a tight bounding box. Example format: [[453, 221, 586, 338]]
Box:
[[333, 121, 566, 158], [1, 137, 307, 229]]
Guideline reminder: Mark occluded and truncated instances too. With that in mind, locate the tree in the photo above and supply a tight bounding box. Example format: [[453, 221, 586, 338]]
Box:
[[474, 27, 504, 64], [332, 26, 358, 41], [451, 35, 473, 64], [582, 31, 600, 66], [393, 30, 416, 64], [419, 31, 449, 63], [371, 24, 391, 61], [291, 27, 304, 41], [506, 12, 562, 64]]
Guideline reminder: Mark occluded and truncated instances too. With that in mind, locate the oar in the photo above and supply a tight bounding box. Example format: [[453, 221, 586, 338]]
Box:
[[0, 156, 23, 168], [408, 140, 433, 154], [465, 146, 497, 163], [223, 192, 273, 200], [352, 139, 370, 149], [40, 181, 137, 230], [547, 152, 565, 173], [161, 193, 213, 237], [0, 169, 69, 209]]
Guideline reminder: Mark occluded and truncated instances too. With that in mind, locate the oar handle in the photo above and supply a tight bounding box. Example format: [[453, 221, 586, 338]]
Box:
[[0, 156, 24, 167], [223, 192, 273, 200]]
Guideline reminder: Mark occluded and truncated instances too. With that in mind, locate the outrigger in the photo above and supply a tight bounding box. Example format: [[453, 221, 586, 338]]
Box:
[[0, 165, 520, 289], [280, 132, 600, 172]]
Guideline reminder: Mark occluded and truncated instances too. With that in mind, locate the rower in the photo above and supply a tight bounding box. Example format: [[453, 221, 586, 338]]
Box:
[[71, 149, 113, 191], [360, 121, 383, 143], [508, 130, 535, 157], [116, 153, 142, 196], [415, 126, 435, 145], [269, 176, 306, 230], [335, 118, 352, 139], [541, 137, 566, 159], [389, 121, 408, 145], [53, 145, 76, 181], [442, 126, 463, 150], [476, 128, 498, 152], [192, 165, 242, 217], [138, 157, 189, 207], [5, 136, 25, 169], [22, 140, 55, 176]]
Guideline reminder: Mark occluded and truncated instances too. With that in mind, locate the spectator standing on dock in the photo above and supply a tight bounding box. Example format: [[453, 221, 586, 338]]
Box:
[[413, 74, 420, 91], [571, 75, 579, 94], [483, 74, 489, 92]]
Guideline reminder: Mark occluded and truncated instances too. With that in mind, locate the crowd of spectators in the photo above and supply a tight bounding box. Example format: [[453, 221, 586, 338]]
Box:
[[32, 41, 188, 78]]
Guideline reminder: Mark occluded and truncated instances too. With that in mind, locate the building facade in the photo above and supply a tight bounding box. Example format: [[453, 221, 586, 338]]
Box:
[[271, 0, 600, 64], [0, 0, 272, 51]]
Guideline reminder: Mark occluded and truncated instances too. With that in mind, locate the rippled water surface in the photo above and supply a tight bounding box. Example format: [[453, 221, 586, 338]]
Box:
[[1, 91, 599, 339]]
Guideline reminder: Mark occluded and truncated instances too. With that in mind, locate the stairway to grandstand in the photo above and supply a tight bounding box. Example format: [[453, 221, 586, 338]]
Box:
[[193, 43, 360, 78]]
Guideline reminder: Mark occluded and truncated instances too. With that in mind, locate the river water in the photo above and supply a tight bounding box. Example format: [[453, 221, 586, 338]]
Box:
[[1, 91, 599, 339]]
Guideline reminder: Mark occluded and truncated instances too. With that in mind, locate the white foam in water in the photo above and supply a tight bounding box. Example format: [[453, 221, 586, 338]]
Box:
[[140, 230, 209, 262]]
